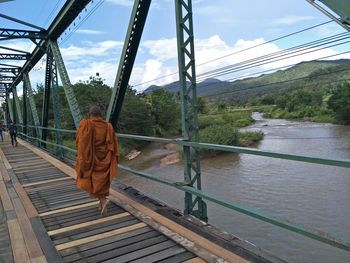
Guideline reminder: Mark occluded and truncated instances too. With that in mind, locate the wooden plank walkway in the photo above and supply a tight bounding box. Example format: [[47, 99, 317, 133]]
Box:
[[0, 136, 280, 263]]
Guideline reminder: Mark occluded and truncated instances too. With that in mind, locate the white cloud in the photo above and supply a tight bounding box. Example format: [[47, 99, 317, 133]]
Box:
[[60, 40, 123, 60], [105, 0, 133, 7], [272, 15, 314, 25], [142, 39, 177, 61], [76, 29, 106, 35]]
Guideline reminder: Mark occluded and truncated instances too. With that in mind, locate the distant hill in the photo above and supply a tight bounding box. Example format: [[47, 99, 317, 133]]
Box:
[[143, 59, 350, 102]]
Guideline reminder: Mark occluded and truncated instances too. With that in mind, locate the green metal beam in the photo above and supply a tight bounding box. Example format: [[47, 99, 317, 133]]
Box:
[[12, 86, 22, 126], [6, 93, 13, 123], [175, 0, 207, 221], [0, 53, 28, 60], [0, 28, 45, 40], [49, 45, 63, 155], [106, 0, 152, 126], [320, 0, 350, 24], [49, 40, 81, 128], [307, 0, 350, 32], [22, 83, 27, 135], [41, 48, 52, 146], [23, 73, 41, 138]]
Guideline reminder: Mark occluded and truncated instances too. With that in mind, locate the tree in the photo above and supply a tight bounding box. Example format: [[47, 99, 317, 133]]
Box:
[[328, 83, 350, 123], [147, 88, 180, 136]]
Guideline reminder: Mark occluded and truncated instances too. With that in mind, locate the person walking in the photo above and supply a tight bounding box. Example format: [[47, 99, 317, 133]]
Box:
[[75, 106, 120, 216], [8, 121, 17, 147], [0, 122, 3, 142]]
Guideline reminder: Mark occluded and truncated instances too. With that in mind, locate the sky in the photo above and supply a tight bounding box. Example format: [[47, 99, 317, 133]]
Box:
[[1, 0, 350, 93]]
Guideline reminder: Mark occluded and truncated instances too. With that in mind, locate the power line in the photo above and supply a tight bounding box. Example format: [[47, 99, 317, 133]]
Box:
[[161, 39, 350, 93], [132, 20, 334, 88], [196, 32, 350, 81], [59, 0, 105, 46]]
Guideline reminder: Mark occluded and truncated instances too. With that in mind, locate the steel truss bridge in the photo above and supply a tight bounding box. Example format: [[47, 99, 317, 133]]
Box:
[[0, 0, 350, 261]]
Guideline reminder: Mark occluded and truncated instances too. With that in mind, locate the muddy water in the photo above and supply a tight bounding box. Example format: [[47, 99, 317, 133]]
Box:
[[118, 113, 350, 263]]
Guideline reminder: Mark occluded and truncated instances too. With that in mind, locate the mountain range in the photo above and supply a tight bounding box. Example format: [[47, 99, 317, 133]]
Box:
[[143, 59, 350, 102]]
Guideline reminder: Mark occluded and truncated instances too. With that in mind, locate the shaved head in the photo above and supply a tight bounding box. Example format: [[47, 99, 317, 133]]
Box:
[[89, 106, 102, 117]]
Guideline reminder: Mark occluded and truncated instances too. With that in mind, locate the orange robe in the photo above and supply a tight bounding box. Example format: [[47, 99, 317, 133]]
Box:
[[75, 118, 120, 197]]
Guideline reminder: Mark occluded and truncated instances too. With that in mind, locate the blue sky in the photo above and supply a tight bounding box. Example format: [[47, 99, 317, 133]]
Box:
[[1, 0, 349, 92]]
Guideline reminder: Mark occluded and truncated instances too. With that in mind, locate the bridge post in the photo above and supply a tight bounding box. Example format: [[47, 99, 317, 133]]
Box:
[[23, 72, 42, 141], [175, 0, 207, 221], [22, 82, 27, 135], [6, 92, 13, 125], [12, 86, 23, 134], [48, 44, 63, 156], [49, 40, 82, 129]]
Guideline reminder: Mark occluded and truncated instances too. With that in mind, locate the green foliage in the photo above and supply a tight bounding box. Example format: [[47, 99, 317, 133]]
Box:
[[146, 88, 181, 136], [238, 131, 264, 146], [199, 110, 254, 129], [197, 96, 208, 114], [328, 83, 350, 123], [118, 88, 155, 136], [200, 124, 238, 150]]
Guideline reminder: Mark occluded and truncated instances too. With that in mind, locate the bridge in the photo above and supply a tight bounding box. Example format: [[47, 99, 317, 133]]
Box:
[[0, 0, 350, 262]]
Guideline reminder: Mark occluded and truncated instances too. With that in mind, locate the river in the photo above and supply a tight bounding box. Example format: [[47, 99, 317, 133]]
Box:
[[117, 113, 350, 263]]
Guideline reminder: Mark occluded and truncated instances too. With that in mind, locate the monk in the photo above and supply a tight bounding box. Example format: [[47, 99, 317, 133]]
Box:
[[75, 106, 120, 216]]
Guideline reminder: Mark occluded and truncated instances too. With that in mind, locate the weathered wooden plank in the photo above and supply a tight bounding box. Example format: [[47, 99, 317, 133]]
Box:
[[7, 219, 30, 263], [55, 222, 146, 251], [63, 232, 165, 263], [183, 257, 207, 263], [109, 191, 248, 263], [131, 245, 187, 263], [59, 227, 153, 257], [11, 198, 46, 261], [36, 198, 94, 214], [101, 240, 175, 263], [13, 182, 38, 218], [48, 212, 130, 236], [157, 251, 195, 263], [0, 199, 14, 263], [0, 181, 14, 211], [53, 217, 139, 243], [30, 217, 64, 263], [39, 201, 99, 217], [18, 139, 77, 179], [43, 207, 124, 231], [22, 177, 71, 187]]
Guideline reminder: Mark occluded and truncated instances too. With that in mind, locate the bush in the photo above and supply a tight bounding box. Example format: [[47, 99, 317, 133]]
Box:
[[198, 115, 226, 129], [199, 124, 238, 155], [238, 131, 264, 146]]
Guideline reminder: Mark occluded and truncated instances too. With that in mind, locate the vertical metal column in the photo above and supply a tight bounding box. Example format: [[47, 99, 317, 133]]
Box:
[[23, 72, 41, 139], [6, 92, 13, 124], [23, 83, 27, 135], [49, 40, 81, 128], [12, 86, 23, 133], [50, 46, 64, 155], [175, 0, 207, 221], [41, 49, 52, 147]]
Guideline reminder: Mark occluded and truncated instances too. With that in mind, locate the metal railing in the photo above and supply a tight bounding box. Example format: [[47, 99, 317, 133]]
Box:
[[11, 124, 350, 252]]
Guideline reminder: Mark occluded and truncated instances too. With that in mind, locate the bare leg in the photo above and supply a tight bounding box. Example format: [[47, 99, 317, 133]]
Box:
[[100, 197, 109, 216]]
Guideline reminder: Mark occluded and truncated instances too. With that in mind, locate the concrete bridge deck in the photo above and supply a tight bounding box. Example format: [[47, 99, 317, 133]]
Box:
[[0, 136, 282, 263]]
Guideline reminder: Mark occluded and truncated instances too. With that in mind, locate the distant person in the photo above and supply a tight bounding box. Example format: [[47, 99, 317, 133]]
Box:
[[0, 122, 3, 142], [8, 121, 17, 147], [75, 106, 120, 216]]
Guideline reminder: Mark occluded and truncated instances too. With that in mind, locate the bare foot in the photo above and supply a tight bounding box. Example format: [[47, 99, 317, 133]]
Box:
[[101, 200, 110, 217]]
